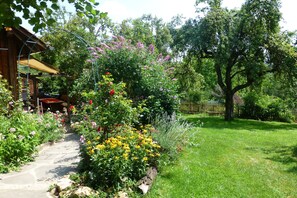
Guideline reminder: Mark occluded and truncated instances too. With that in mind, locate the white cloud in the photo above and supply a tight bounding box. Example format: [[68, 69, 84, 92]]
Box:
[[99, 0, 196, 22], [99, 0, 138, 22], [99, 0, 295, 31], [280, 0, 297, 31]]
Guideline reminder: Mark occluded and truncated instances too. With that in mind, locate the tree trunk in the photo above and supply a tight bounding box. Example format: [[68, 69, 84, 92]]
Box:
[[224, 90, 234, 121]]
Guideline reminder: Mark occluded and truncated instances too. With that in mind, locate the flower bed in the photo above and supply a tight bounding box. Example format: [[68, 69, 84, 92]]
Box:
[[0, 75, 66, 172]]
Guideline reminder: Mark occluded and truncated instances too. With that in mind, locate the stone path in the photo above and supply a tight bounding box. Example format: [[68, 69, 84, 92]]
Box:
[[0, 133, 80, 198]]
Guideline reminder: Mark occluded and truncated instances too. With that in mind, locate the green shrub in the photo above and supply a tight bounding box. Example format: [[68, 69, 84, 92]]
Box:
[[152, 113, 193, 163], [79, 127, 160, 190], [0, 75, 13, 115], [37, 112, 66, 143], [74, 36, 179, 124], [0, 76, 65, 172], [73, 75, 163, 192], [240, 92, 294, 122], [78, 73, 139, 139], [0, 112, 39, 172], [0, 111, 65, 172]]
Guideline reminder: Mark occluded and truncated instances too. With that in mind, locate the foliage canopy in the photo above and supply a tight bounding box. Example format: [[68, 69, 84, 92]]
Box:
[[0, 0, 105, 32]]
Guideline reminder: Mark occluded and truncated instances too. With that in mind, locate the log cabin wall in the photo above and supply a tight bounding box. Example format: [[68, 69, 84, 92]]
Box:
[[0, 27, 46, 100], [0, 29, 9, 84], [7, 30, 18, 99], [0, 28, 18, 99]]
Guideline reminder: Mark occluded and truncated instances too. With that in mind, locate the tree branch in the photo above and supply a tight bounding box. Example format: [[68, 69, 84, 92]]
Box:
[[232, 80, 253, 94], [215, 63, 226, 91], [231, 69, 246, 79]]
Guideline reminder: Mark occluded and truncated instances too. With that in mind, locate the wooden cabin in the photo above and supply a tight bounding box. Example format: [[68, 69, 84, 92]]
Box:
[[0, 26, 47, 99]]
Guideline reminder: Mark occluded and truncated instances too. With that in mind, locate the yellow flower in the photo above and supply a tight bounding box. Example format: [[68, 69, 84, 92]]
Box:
[[111, 144, 117, 149], [87, 140, 91, 145], [133, 157, 138, 160], [117, 141, 122, 146], [96, 144, 105, 150], [149, 153, 155, 157], [135, 145, 140, 149], [123, 153, 129, 160], [145, 149, 151, 153], [115, 156, 119, 160], [155, 153, 160, 157], [142, 157, 148, 161], [105, 139, 110, 144], [89, 149, 95, 155]]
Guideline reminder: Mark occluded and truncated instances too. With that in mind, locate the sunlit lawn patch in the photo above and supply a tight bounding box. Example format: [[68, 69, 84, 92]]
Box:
[[147, 115, 297, 197]]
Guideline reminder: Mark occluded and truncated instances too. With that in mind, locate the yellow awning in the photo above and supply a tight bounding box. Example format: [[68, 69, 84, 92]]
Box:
[[19, 58, 59, 74]]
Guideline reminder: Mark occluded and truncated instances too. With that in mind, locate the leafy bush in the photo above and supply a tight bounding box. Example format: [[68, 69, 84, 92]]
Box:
[[74, 36, 179, 123], [36, 112, 66, 143], [152, 113, 193, 162], [79, 127, 160, 190], [240, 92, 294, 122], [0, 112, 39, 172], [0, 75, 13, 115], [78, 73, 139, 139], [0, 76, 65, 172], [72, 75, 163, 192]]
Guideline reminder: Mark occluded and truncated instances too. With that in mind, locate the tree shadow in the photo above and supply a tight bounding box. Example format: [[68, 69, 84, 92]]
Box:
[[64, 132, 80, 142], [48, 165, 78, 179], [247, 145, 297, 174], [185, 116, 297, 131]]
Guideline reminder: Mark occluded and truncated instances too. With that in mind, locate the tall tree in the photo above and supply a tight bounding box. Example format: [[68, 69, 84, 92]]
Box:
[[0, 0, 104, 32], [116, 15, 173, 54], [177, 0, 297, 120]]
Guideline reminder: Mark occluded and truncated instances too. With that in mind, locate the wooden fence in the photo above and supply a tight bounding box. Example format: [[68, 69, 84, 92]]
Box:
[[179, 102, 242, 117]]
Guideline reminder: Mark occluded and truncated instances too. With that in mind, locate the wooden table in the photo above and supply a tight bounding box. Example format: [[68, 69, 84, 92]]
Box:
[[39, 98, 64, 111]]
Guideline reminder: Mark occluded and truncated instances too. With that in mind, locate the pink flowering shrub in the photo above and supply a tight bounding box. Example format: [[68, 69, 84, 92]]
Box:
[[74, 36, 179, 124]]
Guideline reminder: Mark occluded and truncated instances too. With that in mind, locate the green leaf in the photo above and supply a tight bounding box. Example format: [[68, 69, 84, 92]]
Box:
[[46, 8, 53, 15], [40, 2, 47, 9], [23, 9, 30, 19], [77, 12, 84, 17], [47, 18, 56, 26], [100, 12, 108, 19], [51, 3, 59, 10], [85, 4, 92, 12]]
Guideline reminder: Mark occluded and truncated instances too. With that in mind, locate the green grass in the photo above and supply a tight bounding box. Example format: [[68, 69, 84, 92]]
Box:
[[146, 115, 297, 198]]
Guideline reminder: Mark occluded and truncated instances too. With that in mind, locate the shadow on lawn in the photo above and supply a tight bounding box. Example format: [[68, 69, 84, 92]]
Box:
[[259, 146, 297, 174], [185, 116, 297, 131]]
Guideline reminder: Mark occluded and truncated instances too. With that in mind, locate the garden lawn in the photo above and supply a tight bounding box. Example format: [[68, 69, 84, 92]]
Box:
[[147, 115, 297, 198]]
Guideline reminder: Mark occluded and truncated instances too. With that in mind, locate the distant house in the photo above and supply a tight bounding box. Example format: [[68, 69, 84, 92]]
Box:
[[0, 26, 58, 102]]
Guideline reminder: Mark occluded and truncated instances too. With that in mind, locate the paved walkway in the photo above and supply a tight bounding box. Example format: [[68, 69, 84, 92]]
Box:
[[0, 133, 80, 198]]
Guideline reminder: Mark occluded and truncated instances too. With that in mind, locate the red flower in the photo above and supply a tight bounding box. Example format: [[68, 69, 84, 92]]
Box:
[[69, 105, 74, 110], [89, 100, 93, 105], [105, 72, 111, 75], [97, 127, 101, 132], [109, 89, 115, 96]]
